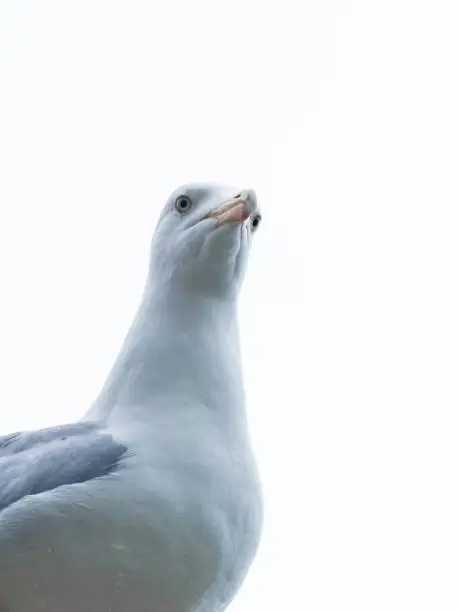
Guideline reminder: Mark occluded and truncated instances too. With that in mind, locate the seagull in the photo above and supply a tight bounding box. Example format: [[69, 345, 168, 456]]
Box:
[[0, 184, 263, 612]]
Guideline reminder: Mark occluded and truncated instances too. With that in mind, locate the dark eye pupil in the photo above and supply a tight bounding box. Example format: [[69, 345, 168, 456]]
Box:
[[252, 215, 261, 229], [180, 199, 187, 208]]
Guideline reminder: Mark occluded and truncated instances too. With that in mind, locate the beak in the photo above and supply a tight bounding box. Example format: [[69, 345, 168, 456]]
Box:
[[203, 191, 256, 227]]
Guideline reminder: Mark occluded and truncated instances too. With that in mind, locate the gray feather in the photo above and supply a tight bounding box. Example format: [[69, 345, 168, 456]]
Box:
[[0, 422, 127, 512]]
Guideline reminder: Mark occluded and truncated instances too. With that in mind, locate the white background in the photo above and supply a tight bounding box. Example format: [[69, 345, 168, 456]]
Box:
[[0, 1, 459, 610]]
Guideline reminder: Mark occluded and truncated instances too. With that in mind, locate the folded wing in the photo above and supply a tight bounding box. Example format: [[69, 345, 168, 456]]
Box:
[[0, 421, 127, 512]]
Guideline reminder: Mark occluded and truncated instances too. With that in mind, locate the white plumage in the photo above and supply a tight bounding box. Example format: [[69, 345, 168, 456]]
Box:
[[0, 183, 263, 612]]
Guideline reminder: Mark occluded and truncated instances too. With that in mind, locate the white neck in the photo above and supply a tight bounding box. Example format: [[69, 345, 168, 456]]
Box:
[[85, 282, 246, 426]]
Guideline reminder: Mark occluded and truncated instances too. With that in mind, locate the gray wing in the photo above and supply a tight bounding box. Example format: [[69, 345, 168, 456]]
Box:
[[0, 421, 127, 513]]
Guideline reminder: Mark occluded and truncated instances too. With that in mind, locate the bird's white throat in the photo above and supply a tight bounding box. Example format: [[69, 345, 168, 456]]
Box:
[[86, 285, 246, 427]]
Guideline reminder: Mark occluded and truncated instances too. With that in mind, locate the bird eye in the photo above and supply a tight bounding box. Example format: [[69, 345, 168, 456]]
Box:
[[175, 195, 193, 213], [251, 213, 262, 231]]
